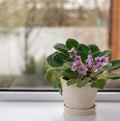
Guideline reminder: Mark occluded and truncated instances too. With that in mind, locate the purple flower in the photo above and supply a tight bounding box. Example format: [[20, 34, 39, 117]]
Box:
[[101, 56, 107, 63], [93, 61, 102, 69], [86, 55, 93, 68], [85, 64, 92, 69], [94, 56, 107, 69], [78, 65, 88, 75], [71, 62, 78, 71], [74, 56, 81, 64], [68, 47, 77, 58], [87, 55, 93, 61], [95, 57, 101, 63]]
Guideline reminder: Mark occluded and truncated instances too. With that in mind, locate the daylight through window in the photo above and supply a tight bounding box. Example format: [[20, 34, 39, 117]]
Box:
[[0, 0, 113, 90]]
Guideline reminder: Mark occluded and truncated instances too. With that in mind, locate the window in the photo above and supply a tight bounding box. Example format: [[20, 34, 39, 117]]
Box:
[[0, 0, 117, 93]]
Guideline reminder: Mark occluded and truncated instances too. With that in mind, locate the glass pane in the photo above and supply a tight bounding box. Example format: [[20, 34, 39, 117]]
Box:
[[0, 0, 111, 90]]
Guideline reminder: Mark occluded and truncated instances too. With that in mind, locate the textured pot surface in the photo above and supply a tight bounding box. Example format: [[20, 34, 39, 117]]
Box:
[[61, 78, 97, 110]]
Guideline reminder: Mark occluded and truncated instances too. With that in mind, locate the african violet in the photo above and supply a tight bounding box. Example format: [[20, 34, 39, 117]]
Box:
[[45, 38, 120, 94]]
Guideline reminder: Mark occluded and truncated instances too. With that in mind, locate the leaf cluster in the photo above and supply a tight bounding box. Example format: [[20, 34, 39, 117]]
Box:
[[45, 38, 120, 94]]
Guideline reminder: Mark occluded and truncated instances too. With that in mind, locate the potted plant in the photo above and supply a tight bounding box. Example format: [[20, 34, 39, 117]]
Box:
[[45, 38, 120, 116]]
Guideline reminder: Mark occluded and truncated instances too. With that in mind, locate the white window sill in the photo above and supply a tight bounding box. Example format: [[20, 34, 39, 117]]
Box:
[[0, 101, 120, 121], [0, 92, 120, 101]]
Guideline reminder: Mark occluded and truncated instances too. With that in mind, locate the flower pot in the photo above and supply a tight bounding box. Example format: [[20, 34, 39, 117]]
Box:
[[61, 78, 97, 116]]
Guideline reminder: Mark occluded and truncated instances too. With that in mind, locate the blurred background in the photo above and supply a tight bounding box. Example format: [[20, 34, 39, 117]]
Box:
[[0, 0, 119, 90]]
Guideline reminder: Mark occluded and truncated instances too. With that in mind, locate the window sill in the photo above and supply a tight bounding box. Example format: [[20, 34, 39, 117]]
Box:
[[0, 101, 120, 121], [0, 91, 120, 101]]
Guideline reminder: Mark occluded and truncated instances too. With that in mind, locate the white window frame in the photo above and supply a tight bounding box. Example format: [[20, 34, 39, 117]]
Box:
[[0, 91, 120, 101]]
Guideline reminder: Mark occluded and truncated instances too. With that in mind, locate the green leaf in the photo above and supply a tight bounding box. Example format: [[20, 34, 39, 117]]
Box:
[[92, 69, 104, 77], [77, 51, 88, 63], [53, 52, 68, 64], [54, 43, 68, 53], [47, 52, 59, 67], [58, 86, 63, 95], [107, 73, 120, 80], [103, 63, 112, 69], [92, 49, 111, 59], [92, 51, 102, 58], [76, 44, 90, 54], [45, 69, 61, 84], [109, 59, 120, 70], [66, 38, 79, 49], [47, 52, 68, 67], [91, 79, 106, 89], [52, 79, 60, 88], [77, 77, 91, 88], [45, 68, 62, 94], [62, 68, 79, 78], [88, 44, 100, 53], [101, 49, 112, 57], [67, 79, 79, 86], [63, 62, 73, 68], [91, 63, 112, 77]]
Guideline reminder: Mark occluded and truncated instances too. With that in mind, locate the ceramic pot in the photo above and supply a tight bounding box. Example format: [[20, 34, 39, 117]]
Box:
[[61, 78, 97, 116]]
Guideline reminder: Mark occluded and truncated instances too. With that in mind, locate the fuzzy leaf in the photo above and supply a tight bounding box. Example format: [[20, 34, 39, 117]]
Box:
[[88, 44, 100, 53], [107, 73, 120, 80], [52, 79, 60, 88], [91, 70, 104, 78], [47, 52, 59, 67], [63, 62, 73, 68], [101, 49, 112, 57], [53, 52, 68, 64], [92, 51, 102, 58], [62, 68, 79, 78], [47, 52, 68, 67], [103, 63, 112, 69], [45, 69, 61, 84], [58, 87, 63, 95], [92, 49, 111, 59], [66, 38, 79, 49], [76, 44, 90, 54], [109, 60, 120, 70], [45, 69, 62, 94], [54, 43, 68, 53], [77, 51, 88, 63], [92, 50, 112, 58], [91, 79, 106, 89], [77, 77, 91, 88], [66, 79, 79, 86], [91, 63, 112, 77]]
